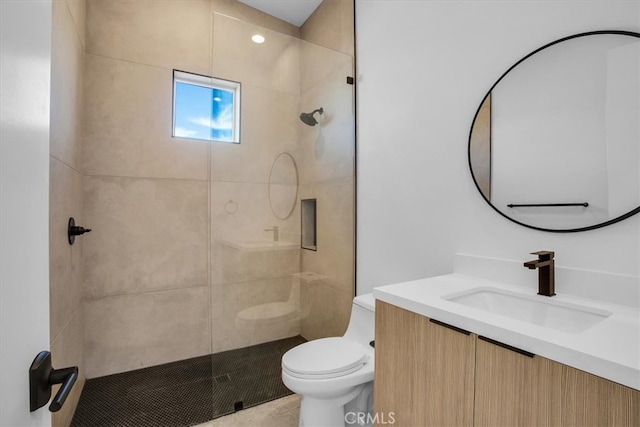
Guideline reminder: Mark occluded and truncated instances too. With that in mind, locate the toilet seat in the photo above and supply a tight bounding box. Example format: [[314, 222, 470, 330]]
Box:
[[282, 337, 368, 379]]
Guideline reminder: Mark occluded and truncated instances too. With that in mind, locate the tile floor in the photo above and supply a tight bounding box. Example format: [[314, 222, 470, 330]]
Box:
[[196, 394, 300, 427], [71, 336, 305, 426]]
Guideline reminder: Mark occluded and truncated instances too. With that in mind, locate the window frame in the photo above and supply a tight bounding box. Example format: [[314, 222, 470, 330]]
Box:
[[172, 69, 241, 144]]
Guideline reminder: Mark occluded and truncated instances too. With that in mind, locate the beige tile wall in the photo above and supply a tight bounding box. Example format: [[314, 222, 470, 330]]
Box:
[[86, 0, 212, 75], [209, 13, 303, 352], [300, 177, 355, 293], [299, 177, 355, 338], [299, 276, 353, 340], [298, 4, 356, 339], [82, 54, 210, 180], [51, 0, 84, 170], [83, 0, 214, 378], [50, 158, 83, 340], [212, 13, 301, 94], [82, 0, 307, 378], [209, 85, 299, 183], [211, 0, 300, 38], [83, 176, 209, 299], [50, 0, 86, 425], [298, 60, 355, 185], [84, 287, 211, 377], [301, 0, 354, 56], [82, 0, 355, 380], [50, 306, 85, 427], [211, 276, 298, 352]]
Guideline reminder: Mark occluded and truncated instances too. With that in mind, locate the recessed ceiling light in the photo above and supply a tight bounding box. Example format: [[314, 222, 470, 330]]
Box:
[[251, 34, 265, 44], [213, 97, 222, 102]]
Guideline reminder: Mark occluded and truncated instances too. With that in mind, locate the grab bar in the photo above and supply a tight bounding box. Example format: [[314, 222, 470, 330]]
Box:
[[507, 202, 589, 208]]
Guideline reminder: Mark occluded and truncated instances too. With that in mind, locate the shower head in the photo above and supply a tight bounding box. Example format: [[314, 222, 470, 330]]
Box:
[[299, 107, 324, 126]]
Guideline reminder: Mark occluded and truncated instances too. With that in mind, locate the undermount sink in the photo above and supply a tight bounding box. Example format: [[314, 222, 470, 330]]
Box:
[[444, 287, 612, 333]]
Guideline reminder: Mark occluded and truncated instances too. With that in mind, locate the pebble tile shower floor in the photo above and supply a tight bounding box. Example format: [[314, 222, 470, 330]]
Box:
[[71, 336, 306, 426]]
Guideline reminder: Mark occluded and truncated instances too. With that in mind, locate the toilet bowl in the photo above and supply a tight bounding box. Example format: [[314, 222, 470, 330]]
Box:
[[281, 293, 375, 427]]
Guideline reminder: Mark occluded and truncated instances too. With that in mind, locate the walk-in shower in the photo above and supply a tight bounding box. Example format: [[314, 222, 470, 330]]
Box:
[[73, 7, 355, 426]]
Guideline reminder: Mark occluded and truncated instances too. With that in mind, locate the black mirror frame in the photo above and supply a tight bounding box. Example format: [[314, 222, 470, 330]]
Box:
[[468, 30, 640, 233]]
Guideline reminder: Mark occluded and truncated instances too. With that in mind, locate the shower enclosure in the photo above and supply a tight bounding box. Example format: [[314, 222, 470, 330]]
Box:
[[75, 6, 355, 425], [209, 12, 355, 353]]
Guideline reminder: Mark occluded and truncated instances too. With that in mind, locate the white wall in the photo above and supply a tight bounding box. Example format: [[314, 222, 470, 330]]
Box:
[[0, 1, 51, 425], [605, 41, 640, 216], [356, 0, 640, 295]]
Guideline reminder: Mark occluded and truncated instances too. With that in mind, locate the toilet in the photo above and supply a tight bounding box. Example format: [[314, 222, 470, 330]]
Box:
[[281, 294, 375, 427]]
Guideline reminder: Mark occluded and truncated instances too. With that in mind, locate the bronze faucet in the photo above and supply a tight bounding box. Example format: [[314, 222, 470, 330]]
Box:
[[524, 251, 555, 296]]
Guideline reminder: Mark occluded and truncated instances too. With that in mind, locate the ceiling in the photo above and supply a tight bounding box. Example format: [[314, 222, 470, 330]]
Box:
[[237, 0, 323, 27]]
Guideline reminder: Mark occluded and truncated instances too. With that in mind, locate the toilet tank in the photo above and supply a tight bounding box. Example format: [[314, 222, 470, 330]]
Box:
[[343, 293, 375, 346]]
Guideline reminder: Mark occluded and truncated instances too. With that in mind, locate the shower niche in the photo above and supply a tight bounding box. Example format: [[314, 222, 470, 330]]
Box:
[[301, 199, 317, 251]]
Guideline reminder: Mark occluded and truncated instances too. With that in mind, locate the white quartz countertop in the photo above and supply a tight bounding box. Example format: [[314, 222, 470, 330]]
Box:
[[373, 273, 640, 391]]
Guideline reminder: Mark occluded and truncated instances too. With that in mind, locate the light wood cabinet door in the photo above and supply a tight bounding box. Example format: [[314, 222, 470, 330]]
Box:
[[374, 301, 423, 426], [561, 363, 640, 426], [474, 337, 563, 427], [374, 301, 475, 427], [475, 336, 639, 427], [421, 318, 475, 426]]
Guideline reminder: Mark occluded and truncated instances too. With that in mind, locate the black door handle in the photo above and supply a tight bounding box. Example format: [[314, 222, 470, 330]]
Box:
[[29, 351, 78, 412]]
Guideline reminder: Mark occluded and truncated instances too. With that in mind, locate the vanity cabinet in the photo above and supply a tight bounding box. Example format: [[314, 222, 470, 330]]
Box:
[[474, 336, 562, 426], [560, 363, 640, 425], [374, 301, 475, 426], [374, 301, 640, 427]]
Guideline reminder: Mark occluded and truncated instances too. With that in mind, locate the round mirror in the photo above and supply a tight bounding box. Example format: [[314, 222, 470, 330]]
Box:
[[469, 31, 640, 232], [268, 152, 298, 220]]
